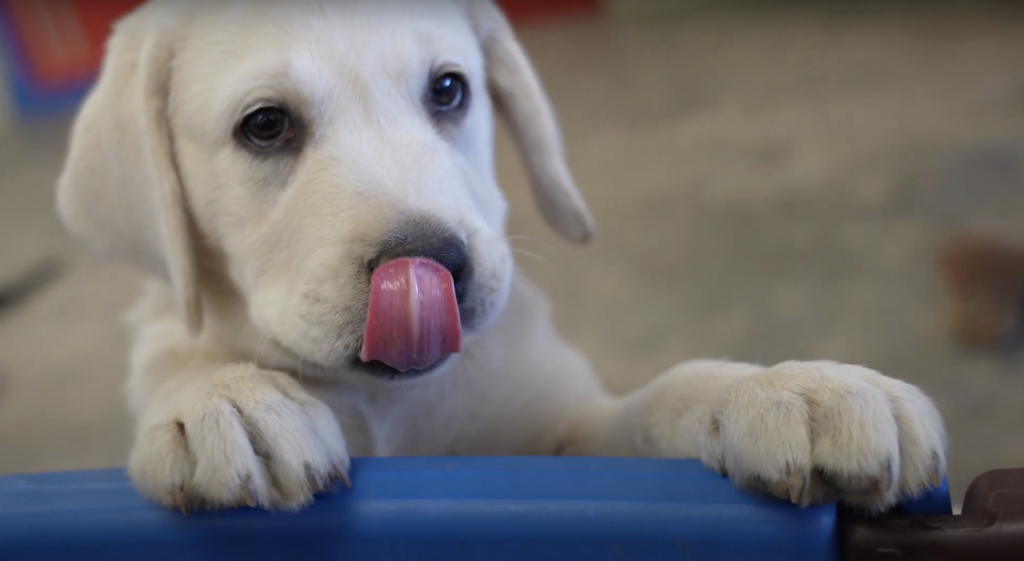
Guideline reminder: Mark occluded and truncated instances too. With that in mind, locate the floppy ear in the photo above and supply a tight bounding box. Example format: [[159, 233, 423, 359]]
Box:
[[466, 1, 596, 244], [56, 10, 202, 334]]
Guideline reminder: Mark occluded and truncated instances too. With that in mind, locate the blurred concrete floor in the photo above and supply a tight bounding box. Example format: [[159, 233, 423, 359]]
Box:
[[2, 2, 1024, 502]]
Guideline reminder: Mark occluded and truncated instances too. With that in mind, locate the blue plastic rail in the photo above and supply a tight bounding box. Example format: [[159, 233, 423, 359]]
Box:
[[0, 457, 951, 561]]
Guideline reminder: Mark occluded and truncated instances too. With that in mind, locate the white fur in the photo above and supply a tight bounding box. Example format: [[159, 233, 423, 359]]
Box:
[[56, 0, 946, 514]]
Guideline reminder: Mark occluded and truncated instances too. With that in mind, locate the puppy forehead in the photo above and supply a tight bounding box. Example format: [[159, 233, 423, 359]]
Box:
[[173, 0, 481, 130], [177, 1, 479, 84]]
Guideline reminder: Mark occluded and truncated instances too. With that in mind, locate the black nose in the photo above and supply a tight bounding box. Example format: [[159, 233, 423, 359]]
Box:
[[373, 218, 472, 303]]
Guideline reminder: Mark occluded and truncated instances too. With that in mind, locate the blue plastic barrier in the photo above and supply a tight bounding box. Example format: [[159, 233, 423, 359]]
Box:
[[0, 457, 951, 561]]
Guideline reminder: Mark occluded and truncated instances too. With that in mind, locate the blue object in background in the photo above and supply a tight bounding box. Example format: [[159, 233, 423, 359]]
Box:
[[0, 457, 951, 561], [0, 2, 93, 122]]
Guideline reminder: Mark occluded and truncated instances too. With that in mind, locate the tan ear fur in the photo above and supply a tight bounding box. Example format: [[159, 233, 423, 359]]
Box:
[[466, 1, 596, 244], [56, 6, 202, 334]]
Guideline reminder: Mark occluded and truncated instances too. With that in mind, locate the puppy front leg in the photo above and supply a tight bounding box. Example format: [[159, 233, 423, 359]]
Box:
[[563, 360, 947, 513], [556, 360, 758, 458], [124, 315, 350, 512]]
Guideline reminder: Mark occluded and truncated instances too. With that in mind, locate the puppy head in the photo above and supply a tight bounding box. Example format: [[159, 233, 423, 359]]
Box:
[[56, 0, 593, 380]]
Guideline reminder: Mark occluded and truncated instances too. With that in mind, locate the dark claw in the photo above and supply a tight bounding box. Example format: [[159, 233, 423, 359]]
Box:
[[880, 459, 895, 494], [172, 489, 191, 516], [241, 486, 257, 508], [786, 466, 808, 506], [306, 465, 324, 493]]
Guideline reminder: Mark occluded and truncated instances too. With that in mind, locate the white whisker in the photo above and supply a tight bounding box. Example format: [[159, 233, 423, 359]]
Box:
[[513, 247, 548, 265]]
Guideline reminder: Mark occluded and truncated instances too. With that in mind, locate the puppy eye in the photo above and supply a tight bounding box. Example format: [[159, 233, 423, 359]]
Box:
[[240, 106, 294, 148], [428, 72, 468, 114]]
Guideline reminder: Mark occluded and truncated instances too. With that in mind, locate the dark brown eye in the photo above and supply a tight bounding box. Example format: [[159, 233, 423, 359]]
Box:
[[428, 72, 467, 113], [240, 106, 292, 147]]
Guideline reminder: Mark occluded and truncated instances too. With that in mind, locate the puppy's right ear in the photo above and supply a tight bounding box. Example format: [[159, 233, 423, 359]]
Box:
[[464, 0, 596, 245], [56, 7, 202, 334]]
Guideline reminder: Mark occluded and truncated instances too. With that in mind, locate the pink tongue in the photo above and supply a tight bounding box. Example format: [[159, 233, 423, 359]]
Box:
[[360, 257, 462, 372]]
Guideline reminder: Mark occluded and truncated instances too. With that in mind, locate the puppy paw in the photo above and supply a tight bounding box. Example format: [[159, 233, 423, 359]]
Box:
[[127, 366, 350, 512], [700, 361, 947, 512]]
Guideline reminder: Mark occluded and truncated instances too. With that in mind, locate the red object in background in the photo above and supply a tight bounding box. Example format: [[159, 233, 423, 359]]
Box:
[[498, 0, 600, 25], [2, 0, 143, 92]]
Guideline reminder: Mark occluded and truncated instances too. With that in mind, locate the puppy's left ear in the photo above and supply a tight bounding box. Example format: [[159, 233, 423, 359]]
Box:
[[56, 8, 203, 334], [464, 0, 596, 244]]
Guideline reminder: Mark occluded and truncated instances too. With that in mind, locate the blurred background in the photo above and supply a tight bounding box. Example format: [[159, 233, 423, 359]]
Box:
[[1, 0, 1023, 507]]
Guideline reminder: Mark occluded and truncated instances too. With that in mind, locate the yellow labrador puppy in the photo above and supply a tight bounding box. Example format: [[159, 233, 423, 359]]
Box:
[[56, 0, 946, 513]]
